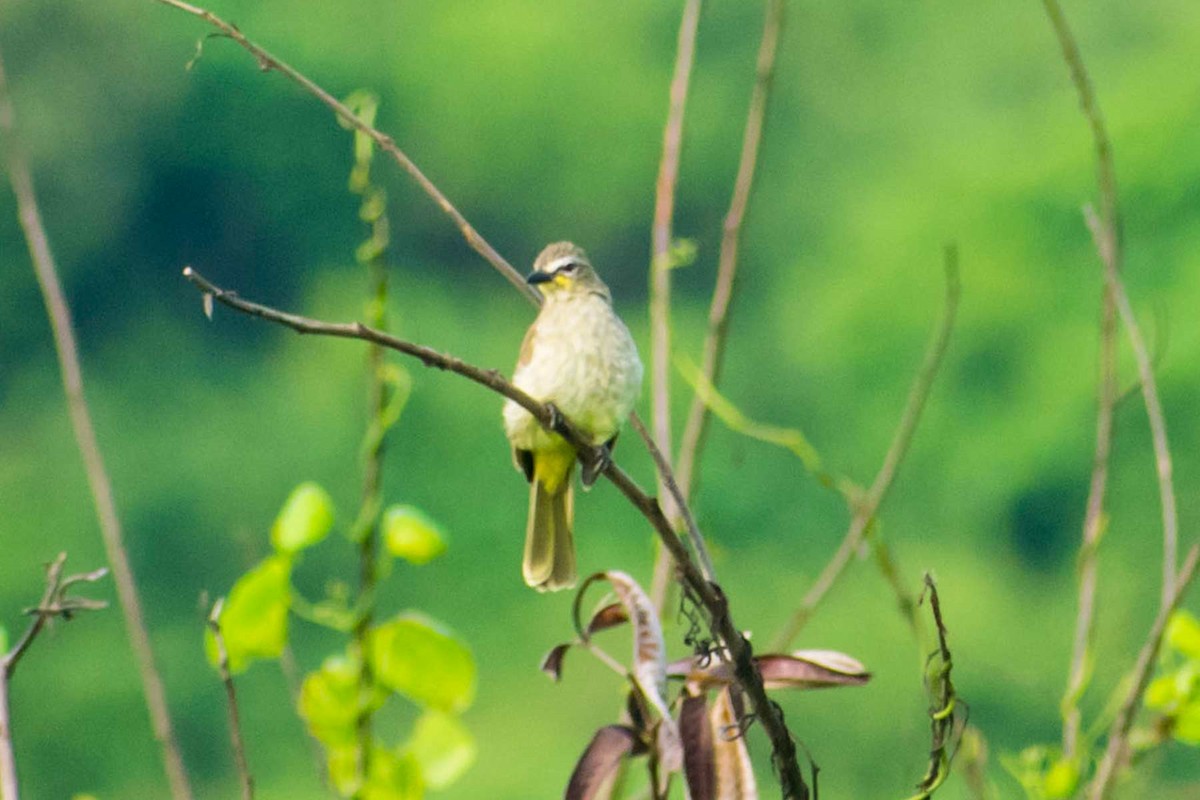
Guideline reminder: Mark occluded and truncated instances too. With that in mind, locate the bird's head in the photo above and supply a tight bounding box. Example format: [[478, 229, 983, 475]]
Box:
[[527, 241, 610, 300]]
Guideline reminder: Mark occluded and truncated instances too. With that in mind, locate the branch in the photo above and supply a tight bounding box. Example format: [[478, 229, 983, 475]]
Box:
[[207, 601, 254, 800], [0, 46, 194, 800], [1087, 544, 1200, 800], [2, 554, 109, 800], [773, 247, 961, 649], [646, 0, 702, 608], [1040, 0, 1177, 609], [182, 268, 810, 799], [649, 0, 702, 468], [676, 0, 785, 502], [152, 0, 538, 306]]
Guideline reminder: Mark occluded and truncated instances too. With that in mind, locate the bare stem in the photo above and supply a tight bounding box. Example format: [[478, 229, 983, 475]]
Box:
[[0, 47, 193, 800], [773, 247, 960, 650], [2, 554, 109, 800], [207, 602, 254, 800], [182, 267, 810, 799], [1062, 271, 1117, 760], [152, 0, 537, 306], [647, 0, 702, 607], [676, 0, 785, 502], [650, 0, 702, 466], [1041, 0, 1177, 608], [1087, 545, 1200, 800]]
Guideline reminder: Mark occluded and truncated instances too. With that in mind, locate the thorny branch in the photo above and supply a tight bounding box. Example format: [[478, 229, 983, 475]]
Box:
[[152, 0, 538, 307], [182, 267, 810, 798]]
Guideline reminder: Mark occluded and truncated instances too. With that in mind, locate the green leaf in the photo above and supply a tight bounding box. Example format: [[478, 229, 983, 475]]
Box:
[[205, 555, 291, 673], [383, 505, 448, 565], [406, 710, 476, 789], [327, 745, 423, 800], [299, 655, 385, 746], [371, 612, 476, 711], [1146, 673, 1179, 710], [1175, 699, 1200, 745], [271, 482, 336, 554], [1167, 610, 1200, 661], [1042, 757, 1079, 798]]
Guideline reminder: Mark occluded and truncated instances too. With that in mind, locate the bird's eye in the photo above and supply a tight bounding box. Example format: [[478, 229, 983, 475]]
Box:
[[560, 262, 578, 274]]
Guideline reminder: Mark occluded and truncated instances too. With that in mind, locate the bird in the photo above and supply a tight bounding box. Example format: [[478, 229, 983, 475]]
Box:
[[503, 242, 644, 592]]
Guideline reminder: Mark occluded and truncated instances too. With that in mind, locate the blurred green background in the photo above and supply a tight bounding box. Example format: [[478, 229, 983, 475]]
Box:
[[2, 0, 1198, 797]]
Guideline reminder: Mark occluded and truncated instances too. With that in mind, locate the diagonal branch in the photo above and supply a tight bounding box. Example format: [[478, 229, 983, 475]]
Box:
[[0, 46, 194, 800], [206, 601, 254, 800], [676, 0, 785, 502], [182, 267, 810, 799], [152, 0, 538, 306], [1088, 544, 1200, 800], [773, 246, 960, 650]]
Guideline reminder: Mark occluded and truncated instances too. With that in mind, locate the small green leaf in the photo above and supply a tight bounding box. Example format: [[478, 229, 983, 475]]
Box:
[[406, 710, 476, 789], [1146, 673, 1179, 710], [205, 555, 291, 673], [271, 482, 336, 554], [383, 505, 448, 565], [1175, 699, 1200, 745], [1167, 610, 1200, 660], [1042, 757, 1079, 798], [327, 745, 423, 800], [371, 612, 476, 711], [299, 655, 385, 746]]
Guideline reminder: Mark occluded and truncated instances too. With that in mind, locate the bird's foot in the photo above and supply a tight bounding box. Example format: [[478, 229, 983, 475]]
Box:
[[544, 402, 567, 435], [581, 443, 612, 490]]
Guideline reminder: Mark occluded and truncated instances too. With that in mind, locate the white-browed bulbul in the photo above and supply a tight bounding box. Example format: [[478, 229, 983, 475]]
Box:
[[503, 242, 644, 592]]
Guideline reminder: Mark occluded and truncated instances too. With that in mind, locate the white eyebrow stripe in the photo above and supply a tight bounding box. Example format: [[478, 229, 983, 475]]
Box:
[[543, 255, 580, 274]]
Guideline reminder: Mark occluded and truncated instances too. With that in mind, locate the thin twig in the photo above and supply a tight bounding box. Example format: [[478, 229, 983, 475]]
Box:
[[676, 0, 785, 502], [773, 247, 961, 650], [0, 47, 194, 800], [650, 0, 702, 467], [182, 267, 810, 799], [1085, 206, 1179, 608], [1062, 272, 1117, 760], [1088, 545, 1200, 800], [647, 0, 702, 608], [207, 601, 254, 800], [629, 414, 717, 583], [2, 554, 109, 800], [152, 0, 538, 306], [1039, 0, 1177, 609]]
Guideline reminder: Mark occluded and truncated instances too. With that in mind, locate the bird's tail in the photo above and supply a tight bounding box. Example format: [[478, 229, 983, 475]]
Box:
[[523, 451, 576, 592]]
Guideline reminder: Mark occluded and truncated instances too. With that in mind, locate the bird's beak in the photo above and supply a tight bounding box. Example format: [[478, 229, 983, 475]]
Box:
[[526, 271, 554, 285]]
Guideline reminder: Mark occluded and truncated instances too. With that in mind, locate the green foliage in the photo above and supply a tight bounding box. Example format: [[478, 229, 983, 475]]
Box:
[[370, 613, 476, 712], [299, 654, 386, 746], [383, 505, 448, 565], [206, 554, 291, 673], [1001, 747, 1082, 800], [270, 482, 336, 554], [1143, 610, 1200, 745], [406, 711, 477, 790], [328, 744, 423, 800]]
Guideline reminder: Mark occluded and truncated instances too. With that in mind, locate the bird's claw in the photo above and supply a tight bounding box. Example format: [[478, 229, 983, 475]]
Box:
[[581, 444, 612, 490], [544, 402, 566, 434]]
